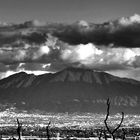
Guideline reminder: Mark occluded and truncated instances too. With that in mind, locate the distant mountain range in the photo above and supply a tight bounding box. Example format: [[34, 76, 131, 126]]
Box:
[[0, 67, 140, 113]]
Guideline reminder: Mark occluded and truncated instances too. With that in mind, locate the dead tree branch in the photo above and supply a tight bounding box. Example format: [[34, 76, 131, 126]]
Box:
[[103, 129, 108, 140], [17, 119, 22, 140], [46, 121, 51, 140], [97, 129, 103, 140], [122, 128, 126, 140], [104, 98, 124, 140]]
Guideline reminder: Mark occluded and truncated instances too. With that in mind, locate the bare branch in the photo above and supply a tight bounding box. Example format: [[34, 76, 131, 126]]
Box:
[[122, 128, 126, 140], [17, 119, 20, 125], [16, 119, 22, 140], [104, 98, 124, 140], [112, 112, 124, 134], [103, 130, 108, 140], [104, 98, 112, 134], [46, 121, 51, 140], [97, 129, 103, 140]]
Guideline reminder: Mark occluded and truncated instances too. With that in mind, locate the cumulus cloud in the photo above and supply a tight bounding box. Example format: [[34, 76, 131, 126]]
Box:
[[60, 43, 140, 70], [61, 43, 103, 63], [0, 14, 140, 80], [52, 14, 140, 47], [118, 14, 140, 26], [22, 20, 47, 27], [0, 36, 55, 64], [1, 14, 140, 47], [1, 33, 140, 79]]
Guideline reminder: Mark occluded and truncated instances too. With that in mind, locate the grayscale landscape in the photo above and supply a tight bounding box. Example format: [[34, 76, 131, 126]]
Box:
[[0, 0, 140, 139]]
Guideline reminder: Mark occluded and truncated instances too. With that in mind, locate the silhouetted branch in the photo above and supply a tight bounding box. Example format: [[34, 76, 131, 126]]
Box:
[[104, 98, 112, 134], [122, 128, 126, 140], [103, 129, 108, 140], [97, 129, 103, 140], [17, 119, 22, 140], [112, 112, 124, 134], [104, 98, 124, 140], [46, 121, 51, 140]]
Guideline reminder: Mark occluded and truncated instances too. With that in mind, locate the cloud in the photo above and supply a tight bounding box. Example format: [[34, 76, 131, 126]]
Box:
[[22, 32, 47, 44], [60, 42, 140, 70], [0, 14, 140, 80], [1, 14, 140, 48], [0, 36, 54, 64], [118, 14, 140, 26], [61, 43, 103, 63], [1, 33, 140, 79], [22, 20, 47, 27], [52, 14, 140, 47]]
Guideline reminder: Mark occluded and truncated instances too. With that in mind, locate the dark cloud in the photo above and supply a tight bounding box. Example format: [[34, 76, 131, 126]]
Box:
[[1, 14, 140, 80], [52, 19, 140, 47], [22, 32, 47, 44], [1, 14, 140, 48], [0, 33, 20, 46]]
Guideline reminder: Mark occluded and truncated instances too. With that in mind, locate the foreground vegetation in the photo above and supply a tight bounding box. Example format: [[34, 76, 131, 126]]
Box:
[[0, 99, 140, 140]]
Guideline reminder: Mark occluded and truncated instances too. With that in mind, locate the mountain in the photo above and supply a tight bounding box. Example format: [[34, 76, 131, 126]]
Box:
[[0, 67, 140, 113]]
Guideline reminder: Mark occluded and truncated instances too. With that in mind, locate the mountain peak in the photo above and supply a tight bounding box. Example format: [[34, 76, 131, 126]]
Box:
[[51, 67, 139, 85], [0, 71, 36, 88], [0, 68, 139, 86], [0, 67, 140, 113]]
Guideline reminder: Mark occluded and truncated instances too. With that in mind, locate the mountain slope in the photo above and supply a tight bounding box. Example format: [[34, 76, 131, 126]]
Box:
[[0, 68, 140, 113]]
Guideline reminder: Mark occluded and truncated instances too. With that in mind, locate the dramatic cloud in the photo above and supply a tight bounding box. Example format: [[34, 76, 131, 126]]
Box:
[[0, 14, 140, 80], [60, 43, 140, 70], [52, 14, 140, 47], [1, 14, 140, 48]]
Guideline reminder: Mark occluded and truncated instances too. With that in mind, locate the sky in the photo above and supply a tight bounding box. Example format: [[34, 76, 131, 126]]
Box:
[[0, 0, 140, 23], [0, 0, 140, 81]]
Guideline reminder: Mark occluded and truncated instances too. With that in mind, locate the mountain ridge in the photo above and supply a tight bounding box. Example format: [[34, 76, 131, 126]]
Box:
[[0, 67, 140, 113], [1, 67, 139, 86]]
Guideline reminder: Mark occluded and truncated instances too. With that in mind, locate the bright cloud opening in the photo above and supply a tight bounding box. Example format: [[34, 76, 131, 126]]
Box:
[[40, 45, 50, 54], [76, 43, 103, 60]]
